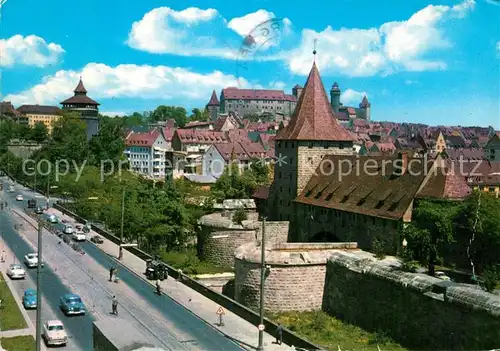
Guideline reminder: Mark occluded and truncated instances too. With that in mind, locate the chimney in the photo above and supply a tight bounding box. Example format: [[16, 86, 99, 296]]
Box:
[[398, 152, 408, 175]]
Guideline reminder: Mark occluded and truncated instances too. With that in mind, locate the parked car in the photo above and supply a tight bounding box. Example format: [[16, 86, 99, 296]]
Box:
[[16, 194, 24, 201], [72, 232, 86, 242], [42, 320, 68, 346], [90, 235, 103, 244], [35, 206, 44, 214], [6, 264, 26, 279], [435, 271, 451, 281], [8, 185, 15, 192], [63, 226, 74, 234], [23, 289, 37, 309], [59, 293, 85, 315], [24, 253, 44, 268], [49, 215, 58, 223]]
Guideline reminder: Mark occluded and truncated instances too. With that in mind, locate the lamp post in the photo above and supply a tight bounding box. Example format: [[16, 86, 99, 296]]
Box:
[[118, 189, 125, 260], [257, 217, 267, 351], [35, 220, 43, 351]]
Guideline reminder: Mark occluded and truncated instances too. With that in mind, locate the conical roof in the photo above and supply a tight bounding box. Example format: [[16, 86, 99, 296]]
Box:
[[359, 95, 370, 107], [276, 63, 353, 141], [74, 78, 87, 94], [207, 90, 220, 106]]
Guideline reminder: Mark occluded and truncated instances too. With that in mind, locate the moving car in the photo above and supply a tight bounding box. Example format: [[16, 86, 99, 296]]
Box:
[[35, 206, 44, 214], [72, 231, 86, 242], [59, 293, 85, 315], [6, 264, 26, 279], [8, 185, 15, 192], [42, 320, 68, 346], [24, 253, 43, 268], [23, 289, 37, 309], [16, 194, 24, 201], [63, 226, 74, 234], [90, 235, 104, 244], [49, 215, 58, 223]]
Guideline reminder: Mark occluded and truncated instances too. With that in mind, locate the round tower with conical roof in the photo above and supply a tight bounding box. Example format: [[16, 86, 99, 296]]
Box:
[[330, 81, 341, 113], [206, 90, 220, 121], [60, 77, 100, 140]]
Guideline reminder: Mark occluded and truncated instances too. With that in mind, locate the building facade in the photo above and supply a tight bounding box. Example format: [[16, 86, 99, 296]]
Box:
[[485, 133, 500, 162], [219, 88, 297, 117], [60, 78, 100, 140], [16, 105, 61, 133], [330, 82, 371, 122], [124, 130, 168, 179]]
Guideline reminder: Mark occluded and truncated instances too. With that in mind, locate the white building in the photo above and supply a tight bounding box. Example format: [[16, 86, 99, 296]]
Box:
[[124, 130, 168, 179]]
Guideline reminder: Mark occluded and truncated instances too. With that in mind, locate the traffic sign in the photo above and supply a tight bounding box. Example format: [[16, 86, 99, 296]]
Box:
[[216, 307, 225, 315], [258, 324, 265, 331]]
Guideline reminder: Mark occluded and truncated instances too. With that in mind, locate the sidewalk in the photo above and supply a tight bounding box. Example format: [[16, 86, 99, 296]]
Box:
[[48, 207, 294, 351]]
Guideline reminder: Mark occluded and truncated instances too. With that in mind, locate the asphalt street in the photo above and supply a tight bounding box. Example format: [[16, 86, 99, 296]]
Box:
[[0, 179, 243, 350]]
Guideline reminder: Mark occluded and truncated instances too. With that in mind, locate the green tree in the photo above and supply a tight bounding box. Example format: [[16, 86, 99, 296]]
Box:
[[404, 200, 458, 276], [455, 191, 500, 270], [88, 116, 126, 170], [233, 208, 248, 225], [151, 105, 187, 127], [30, 122, 49, 143], [123, 112, 148, 128], [189, 108, 210, 122], [211, 164, 255, 201]]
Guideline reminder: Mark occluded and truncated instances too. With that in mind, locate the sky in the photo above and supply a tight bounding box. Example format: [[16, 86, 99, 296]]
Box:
[[0, 0, 499, 127]]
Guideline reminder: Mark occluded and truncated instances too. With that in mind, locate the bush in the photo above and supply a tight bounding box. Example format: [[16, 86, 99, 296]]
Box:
[[232, 208, 248, 225], [480, 265, 500, 292], [373, 238, 386, 260], [161, 248, 232, 276]]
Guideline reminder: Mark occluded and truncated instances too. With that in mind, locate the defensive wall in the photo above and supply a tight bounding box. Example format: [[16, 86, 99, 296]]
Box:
[[197, 199, 289, 268], [234, 242, 359, 313], [323, 250, 500, 350]]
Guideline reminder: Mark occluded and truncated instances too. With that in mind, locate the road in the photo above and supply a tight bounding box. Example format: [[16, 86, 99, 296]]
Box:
[[0, 179, 243, 350]]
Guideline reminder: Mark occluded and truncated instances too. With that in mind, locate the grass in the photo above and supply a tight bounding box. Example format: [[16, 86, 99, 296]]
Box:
[[0, 335, 36, 351], [0, 272, 27, 331], [161, 248, 233, 276], [270, 311, 409, 351]]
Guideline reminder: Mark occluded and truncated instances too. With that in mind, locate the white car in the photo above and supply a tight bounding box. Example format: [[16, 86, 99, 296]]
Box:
[[8, 186, 15, 192], [435, 271, 451, 281], [24, 253, 44, 268], [72, 231, 86, 242], [63, 226, 74, 234], [42, 320, 68, 346], [16, 194, 24, 201], [6, 263, 26, 279], [49, 215, 58, 223]]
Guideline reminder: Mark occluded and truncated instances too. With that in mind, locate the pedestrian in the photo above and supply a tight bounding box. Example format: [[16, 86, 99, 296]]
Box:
[[0, 250, 5, 263], [275, 323, 283, 345], [109, 266, 115, 282], [111, 295, 118, 315]]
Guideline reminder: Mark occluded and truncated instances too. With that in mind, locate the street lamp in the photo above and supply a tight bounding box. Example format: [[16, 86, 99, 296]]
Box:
[[257, 217, 267, 351], [119, 189, 125, 260]]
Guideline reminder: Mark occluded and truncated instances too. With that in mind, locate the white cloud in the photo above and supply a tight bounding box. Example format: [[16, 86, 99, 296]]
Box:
[[5, 63, 250, 106], [0, 34, 64, 68], [286, 0, 475, 76], [126, 6, 237, 58], [341, 89, 368, 105]]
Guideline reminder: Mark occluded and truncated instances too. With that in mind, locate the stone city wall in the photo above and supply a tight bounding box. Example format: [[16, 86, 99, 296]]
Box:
[[323, 251, 500, 350], [234, 242, 358, 313], [197, 210, 289, 268]]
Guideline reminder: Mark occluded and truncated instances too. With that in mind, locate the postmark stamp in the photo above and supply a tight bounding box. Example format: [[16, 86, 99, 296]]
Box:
[[235, 18, 287, 87]]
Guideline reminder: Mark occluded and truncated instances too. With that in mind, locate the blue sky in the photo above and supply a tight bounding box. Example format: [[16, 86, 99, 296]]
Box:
[[0, 0, 498, 127]]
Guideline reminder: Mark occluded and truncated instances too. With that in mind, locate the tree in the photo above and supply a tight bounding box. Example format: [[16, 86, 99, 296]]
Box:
[[88, 116, 126, 170], [122, 112, 148, 128], [211, 164, 256, 201], [455, 191, 500, 270], [233, 208, 248, 225], [151, 105, 187, 127], [31, 122, 49, 143], [403, 200, 458, 276]]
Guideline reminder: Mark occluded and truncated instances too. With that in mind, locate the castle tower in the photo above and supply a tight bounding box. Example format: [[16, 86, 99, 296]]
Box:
[[292, 84, 303, 100], [206, 90, 220, 121], [359, 95, 371, 120], [268, 62, 354, 222], [330, 81, 341, 113], [60, 77, 100, 140]]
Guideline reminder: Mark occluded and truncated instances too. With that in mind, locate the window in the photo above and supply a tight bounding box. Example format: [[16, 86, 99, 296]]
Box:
[[308, 157, 313, 164], [308, 142, 313, 148], [489, 187, 496, 192], [325, 193, 333, 201], [339, 143, 344, 150]]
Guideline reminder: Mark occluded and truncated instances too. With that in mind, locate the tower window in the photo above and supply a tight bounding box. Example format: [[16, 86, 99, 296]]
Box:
[[308, 142, 313, 148], [339, 143, 344, 150]]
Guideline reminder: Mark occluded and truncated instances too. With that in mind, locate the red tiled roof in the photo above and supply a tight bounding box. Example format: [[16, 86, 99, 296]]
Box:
[[227, 129, 251, 143], [207, 90, 220, 106], [60, 95, 100, 105], [359, 95, 370, 107], [276, 63, 353, 142], [74, 78, 87, 94], [213, 141, 265, 162], [17, 105, 61, 115], [222, 88, 297, 102], [175, 129, 228, 144], [184, 121, 213, 129], [417, 167, 472, 200], [160, 127, 175, 142], [126, 130, 160, 147]]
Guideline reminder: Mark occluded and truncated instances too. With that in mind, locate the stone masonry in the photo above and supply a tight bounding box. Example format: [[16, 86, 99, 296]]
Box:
[[234, 242, 358, 313]]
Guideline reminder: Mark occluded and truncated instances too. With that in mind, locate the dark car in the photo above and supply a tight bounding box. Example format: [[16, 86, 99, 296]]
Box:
[[90, 235, 104, 244], [59, 294, 85, 316], [35, 207, 43, 214], [27, 199, 36, 208]]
